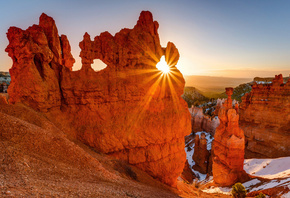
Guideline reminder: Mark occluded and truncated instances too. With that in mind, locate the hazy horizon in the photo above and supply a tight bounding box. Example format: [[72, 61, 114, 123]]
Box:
[[1, 0, 290, 78], [183, 69, 290, 79]]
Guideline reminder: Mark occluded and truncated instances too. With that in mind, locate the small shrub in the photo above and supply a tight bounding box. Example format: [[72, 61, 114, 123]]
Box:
[[255, 193, 266, 198], [231, 182, 247, 198]]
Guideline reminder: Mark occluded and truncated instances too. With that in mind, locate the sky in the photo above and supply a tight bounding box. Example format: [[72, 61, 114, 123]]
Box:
[[0, 0, 290, 78]]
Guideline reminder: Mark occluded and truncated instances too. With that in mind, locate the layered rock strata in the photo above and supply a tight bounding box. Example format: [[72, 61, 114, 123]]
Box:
[[240, 74, 290, 158], [212, 88, 248, 186], [5, 11, 191, 186]]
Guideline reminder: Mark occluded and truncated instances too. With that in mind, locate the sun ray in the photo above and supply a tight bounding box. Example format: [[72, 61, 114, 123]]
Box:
[[120, 41, 186, 138], [126, 73, 164, 135]]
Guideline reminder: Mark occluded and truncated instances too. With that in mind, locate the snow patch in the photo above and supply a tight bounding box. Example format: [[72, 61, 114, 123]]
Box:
[[256, 81, 272, 84], [281, 191, 290, 198], [244, 157, 290, 179], [250, 177, 290, 192], [202, 186, 231, 195], [242, 179, 261, 188]]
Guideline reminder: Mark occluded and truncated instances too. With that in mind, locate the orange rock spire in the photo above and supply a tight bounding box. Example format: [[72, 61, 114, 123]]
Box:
[[212, 87, 248, 186], [192, 133, 210, 174]]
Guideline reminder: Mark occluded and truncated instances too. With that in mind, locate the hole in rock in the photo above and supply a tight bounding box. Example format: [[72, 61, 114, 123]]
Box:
[[91, 59, 107, 71], [156, 55, 170, 74]]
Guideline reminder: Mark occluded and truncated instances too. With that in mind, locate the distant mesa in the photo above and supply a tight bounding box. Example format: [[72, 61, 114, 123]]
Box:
[[5, 11, 191, 186]]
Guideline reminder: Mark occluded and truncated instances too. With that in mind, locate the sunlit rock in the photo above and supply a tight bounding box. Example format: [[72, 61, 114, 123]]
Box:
[[212, 87, 248, 186], [6, 11, 191, 186], [240, 74, 290, 158]]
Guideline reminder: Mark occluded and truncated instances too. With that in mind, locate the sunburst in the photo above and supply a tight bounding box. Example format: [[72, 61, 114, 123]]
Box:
[[156, 56, 170, 74]]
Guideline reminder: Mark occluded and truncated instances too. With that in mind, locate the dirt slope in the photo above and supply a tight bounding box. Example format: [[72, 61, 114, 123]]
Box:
[[0, 103, 181, 197], [0, 102, 232, 197]]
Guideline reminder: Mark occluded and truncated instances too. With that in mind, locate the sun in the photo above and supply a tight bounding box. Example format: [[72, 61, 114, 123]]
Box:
[[156, 56, 170, 74]]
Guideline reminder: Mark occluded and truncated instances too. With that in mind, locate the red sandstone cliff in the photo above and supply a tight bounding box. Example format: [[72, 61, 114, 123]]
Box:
[[5, 11, 191, 186], [212, 88, 248, 186], [240, 74, 290, 158]]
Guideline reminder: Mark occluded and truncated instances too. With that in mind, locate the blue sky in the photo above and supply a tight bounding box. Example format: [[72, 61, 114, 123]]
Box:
[[0, 0, 290, 77]]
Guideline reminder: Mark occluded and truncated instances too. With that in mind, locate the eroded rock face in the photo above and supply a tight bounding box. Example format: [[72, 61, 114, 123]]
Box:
[[240, 74, 290, 158], [5, 14, 74, 111], [189, 106, 220, 135], [212, 88, 248, 186], [6, 11, 191, 186]]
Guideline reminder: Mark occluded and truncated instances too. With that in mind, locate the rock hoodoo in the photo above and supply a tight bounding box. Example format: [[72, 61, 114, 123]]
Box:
[[240, 74, 290, 158], [212, 88, 248, 186], [5, 11, 191, 186], [192, 133, 210, 174]]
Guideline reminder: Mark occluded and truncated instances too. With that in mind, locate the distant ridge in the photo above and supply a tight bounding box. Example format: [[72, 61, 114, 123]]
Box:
[[0, 71, 10, 86], [184, 75, 252, 97], [0, 71, 10, 77], [254, 76, 289, 83]]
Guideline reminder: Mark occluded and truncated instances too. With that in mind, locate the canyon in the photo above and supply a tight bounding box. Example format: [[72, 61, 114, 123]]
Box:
[[2, 8, 290, 197], [188, 74, 290, 159]]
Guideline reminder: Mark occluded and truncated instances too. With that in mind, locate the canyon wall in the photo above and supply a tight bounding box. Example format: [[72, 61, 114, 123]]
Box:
[[212, 88, 248, 186], [240, 74, 290, 158], [5, 11, 191, 186]]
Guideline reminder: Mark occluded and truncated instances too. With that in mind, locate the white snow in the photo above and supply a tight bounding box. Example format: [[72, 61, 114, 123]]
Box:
[[193, 169, 207, 181], [244, 157, 290, 179], [202, 186, 231, 195], [241, 157, 290, 195], [185, 134, 290, 196], [250, 177, 290, 192], [256, 81, 272, 84], [185, 145, 195, 167], [202, 179, 259, 195], [202, 178, 290, 195], [242, 179, 261, 188], [281, 191, 290, 198]]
